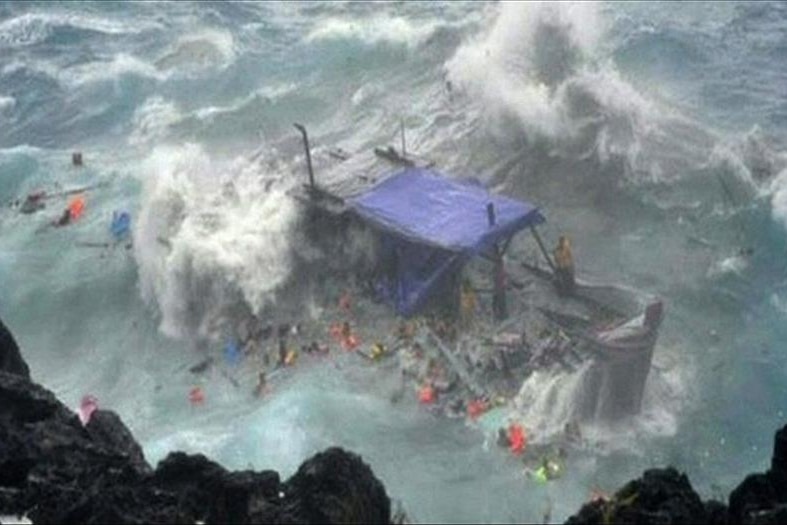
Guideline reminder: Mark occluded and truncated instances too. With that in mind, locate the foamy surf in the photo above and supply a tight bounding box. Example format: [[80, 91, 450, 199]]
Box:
[[133, 144, 300, 341]]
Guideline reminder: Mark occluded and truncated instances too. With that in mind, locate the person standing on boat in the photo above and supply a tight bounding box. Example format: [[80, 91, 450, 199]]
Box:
[[460, 278, 478, 330], [553, 235, 576, 296]]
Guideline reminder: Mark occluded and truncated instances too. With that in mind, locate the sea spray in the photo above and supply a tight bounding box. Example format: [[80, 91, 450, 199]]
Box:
[[133, 144, 300, 341]]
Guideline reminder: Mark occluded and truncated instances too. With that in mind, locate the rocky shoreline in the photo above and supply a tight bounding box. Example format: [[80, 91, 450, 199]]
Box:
[[0, 318, 391, 524], [2, 316, 786, 524]]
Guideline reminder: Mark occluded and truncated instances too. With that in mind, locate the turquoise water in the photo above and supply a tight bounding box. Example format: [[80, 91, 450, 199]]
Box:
[[2, 2, 787, 522]]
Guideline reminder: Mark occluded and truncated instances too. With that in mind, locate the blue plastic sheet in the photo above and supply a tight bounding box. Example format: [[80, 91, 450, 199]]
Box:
[[224, 340, 242, 366], [350, 168, 544, 253], [110, 211, 131, 241], [350, 168, 545, 316]]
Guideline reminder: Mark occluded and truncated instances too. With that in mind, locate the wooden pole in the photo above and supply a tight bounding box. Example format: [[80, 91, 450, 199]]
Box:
[[486, 202, 496, 226], [400, 118, 406, 158], [530, 226, 557, 274], [293, 123, 315, 189]]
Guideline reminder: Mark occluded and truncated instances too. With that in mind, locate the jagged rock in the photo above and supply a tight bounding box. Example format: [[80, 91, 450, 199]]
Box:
[[565, 468, 707, 524], [565, 425, 787, 525], [0, 370, 391, 524], [727, 424, 787, 524], [85, 410, 151, 475], [704, 500, 728, 525], [0, 317, 392, 523], [281, 448, 391, 524], [0, 318, 29, 379]]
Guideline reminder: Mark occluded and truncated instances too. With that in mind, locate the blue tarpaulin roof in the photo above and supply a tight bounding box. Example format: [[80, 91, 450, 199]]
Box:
[[348, 168, 546, 316], [349, 167, 545, 253]]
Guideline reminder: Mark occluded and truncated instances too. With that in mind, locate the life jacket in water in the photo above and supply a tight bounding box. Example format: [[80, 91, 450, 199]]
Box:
[[69, 196, 85, 221], [467, 399, 487, 420], [370, 342, 385, 360], [418, 384, 435, 404], [342, 333, 360, 351], [508, 423, 527, 455], [189, 387, 205, 405]]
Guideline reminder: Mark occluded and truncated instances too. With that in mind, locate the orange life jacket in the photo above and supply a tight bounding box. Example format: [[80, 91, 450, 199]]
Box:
[[69, 196, 85, 220]]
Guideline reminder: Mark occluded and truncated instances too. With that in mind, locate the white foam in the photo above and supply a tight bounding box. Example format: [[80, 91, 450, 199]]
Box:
[[444, 2, 697, 178], [154, 29, 236, 73], [0, 95, 15, 111], [706, 254, 749, 279], [34, 52, 167, 90], [133, 144, 300, 340], [509, 362, 593, 443], [0, 11, 159, 48], [0, 515, 33, 525], [129, 96, 183, 146], [192, 83, 297, 121], [769, 168, 787, 230], [305, 16, 439, 48]]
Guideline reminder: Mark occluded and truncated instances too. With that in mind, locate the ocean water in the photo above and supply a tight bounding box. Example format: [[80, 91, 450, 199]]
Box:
[[1, 1, 787, 522]]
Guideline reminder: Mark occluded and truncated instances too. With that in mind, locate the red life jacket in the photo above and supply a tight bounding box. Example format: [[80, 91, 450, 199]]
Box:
[[508, 423, 527, 455], [418, 385, 435, 404], [467, 399, 487, 420], [189, 387, 205, 405]]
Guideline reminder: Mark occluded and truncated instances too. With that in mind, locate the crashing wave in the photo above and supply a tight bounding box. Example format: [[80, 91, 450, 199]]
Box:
[[305, 15, 441, 49], [133, 144, 300, 341], [444, 2, 718, 181], [0, 11, 159, 48]]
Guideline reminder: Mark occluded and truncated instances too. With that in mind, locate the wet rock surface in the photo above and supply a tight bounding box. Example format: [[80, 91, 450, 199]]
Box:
[[0, 318, 29, 379], [565, 423, 787, 524], [0, 319, 391, 524]]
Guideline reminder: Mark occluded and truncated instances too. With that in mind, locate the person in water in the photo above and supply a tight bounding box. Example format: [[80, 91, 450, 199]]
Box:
[[20, 192, 46, 214], [253, 371, 267, 398], [53, 208, 72, 227], [553, 235, 576, 296]]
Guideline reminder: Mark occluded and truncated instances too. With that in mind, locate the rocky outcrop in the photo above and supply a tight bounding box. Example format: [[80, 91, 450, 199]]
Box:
[[0, 317, 29, 379], [565, 424, 787, 524], [0, 318, 391, 524]]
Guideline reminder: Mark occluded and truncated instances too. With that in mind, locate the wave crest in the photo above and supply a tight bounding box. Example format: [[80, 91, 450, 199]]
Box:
[[133, 144, 300, 341]]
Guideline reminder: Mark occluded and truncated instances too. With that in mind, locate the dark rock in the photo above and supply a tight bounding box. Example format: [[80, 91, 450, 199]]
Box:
[[566, 424, 787, 525], [85, 410, 151, 475], [566, 468, 707, 524], [705, 500, 728, 525], [729, 473, 782, 525], [0, 368, 392, 524], [281, 447, 391, 524], [0, 317, 392, 524], [0, 317, 29, 379]]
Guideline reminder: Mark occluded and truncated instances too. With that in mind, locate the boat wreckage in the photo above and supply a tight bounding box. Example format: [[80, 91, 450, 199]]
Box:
[[288, 124, 664, 441]]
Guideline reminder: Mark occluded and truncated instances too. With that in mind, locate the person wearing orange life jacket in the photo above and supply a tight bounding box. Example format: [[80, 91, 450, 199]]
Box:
[[553, 235, 576, 296], [51, 196, 85, 228]]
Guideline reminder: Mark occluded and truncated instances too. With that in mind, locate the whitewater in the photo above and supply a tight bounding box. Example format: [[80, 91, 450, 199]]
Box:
[[1, 2, 787, 522]]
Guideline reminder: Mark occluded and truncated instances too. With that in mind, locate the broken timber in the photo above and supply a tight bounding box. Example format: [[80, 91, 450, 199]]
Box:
[[424, 327, 487, 399]]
